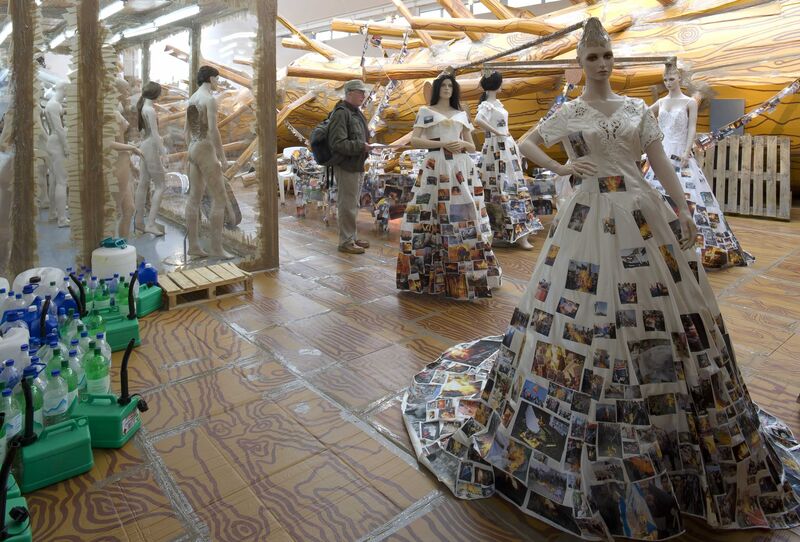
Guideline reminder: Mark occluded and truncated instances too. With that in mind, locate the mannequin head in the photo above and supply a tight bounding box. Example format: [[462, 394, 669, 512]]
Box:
[[137, 81, 162, 131], [663, 63, 682, 92], [479, 71, 503, 103], [52, 82, 67, 101], [430, 73, 460, 110], [577, 18, 613, 82], [197, 66, 220, 90]]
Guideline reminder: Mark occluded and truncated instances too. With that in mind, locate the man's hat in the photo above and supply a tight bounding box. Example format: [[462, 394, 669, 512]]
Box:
[[343, 79, 369, 93]]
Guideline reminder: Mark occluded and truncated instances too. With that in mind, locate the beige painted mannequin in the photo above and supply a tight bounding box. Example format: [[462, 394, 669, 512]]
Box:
[[111, 106, 143, 239], [184, 66, 231, 259], [44, 82, 69, 227], [134, 82, 166, 236]]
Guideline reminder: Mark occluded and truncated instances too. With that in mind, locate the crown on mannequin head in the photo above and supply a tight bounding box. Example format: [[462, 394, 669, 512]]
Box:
[[577, 17, 612, 56], [439, 65, 456, 79]]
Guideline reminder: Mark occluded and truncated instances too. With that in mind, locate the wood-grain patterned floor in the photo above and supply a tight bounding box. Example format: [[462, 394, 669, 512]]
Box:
[[29, 205, 800, 541]]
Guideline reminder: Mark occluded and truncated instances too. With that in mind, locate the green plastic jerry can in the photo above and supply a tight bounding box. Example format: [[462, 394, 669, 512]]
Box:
[[137, 284, 163, 318], [17, 380, 93, 493], [71, 339, 147, 449], [2, 439, 33, 541], [98, 302, 140, 353], [6, 474, 19, 499]]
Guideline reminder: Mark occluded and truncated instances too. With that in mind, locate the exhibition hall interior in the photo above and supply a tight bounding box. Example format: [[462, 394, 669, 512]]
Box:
[[0, 0, 799, 540]]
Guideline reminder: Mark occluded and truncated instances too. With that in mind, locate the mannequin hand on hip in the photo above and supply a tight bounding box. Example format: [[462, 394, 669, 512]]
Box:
[[678, 208, 697, 251], [680, 153, 691, 168], [554, 157, 596, 178]]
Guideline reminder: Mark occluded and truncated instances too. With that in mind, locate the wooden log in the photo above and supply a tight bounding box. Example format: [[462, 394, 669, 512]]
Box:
[[286, 65, 364, 82], [281, 36, 425, 51], [523, 15, 633, 62], [277, 14, 344, 61], [278, 91, 316, 125], [436, 0, 484, 41], [331, 19, 462, 40], [166, 140, 249, 161], [477, 0, 515, 19], [392, 0, 434, 46], [164, 45, 253, 88], [219, 95, 255, 129], [409, 16, 562, 35], [233, 58, 254, 67]]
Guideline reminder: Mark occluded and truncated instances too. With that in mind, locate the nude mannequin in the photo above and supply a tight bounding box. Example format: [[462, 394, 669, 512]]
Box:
[[134, 81, 166, 236], [184, 66, 232, 259], [111, 105, 143, 239], [44, 82, 69, 227]]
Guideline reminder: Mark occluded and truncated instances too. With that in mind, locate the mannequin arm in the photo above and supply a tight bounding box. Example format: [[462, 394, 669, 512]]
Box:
[[45, 101, 68, 155], [649, 99, 660, 117], [473, 117, 505, 137], [110, 141, 143, 157], [683, 100, 698, 159], [409, 126, 445, 150], [644, 138, 695, 250], [519, 131, 596, 177], [207, 98, 226, 164], [460, 126, 476, 153]]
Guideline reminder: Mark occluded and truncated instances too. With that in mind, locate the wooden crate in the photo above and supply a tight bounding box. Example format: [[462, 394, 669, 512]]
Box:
[[158, 263, 253, 311], [696, 135, 792, 220]]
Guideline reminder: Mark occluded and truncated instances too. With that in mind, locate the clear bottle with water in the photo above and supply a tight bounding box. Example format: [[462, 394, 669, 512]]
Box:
[[69, 338, 82, 361], [68, 349, 86, 399], [1, 360, 20, 395], [17, 344, 32, 371], [0, 388, 22, 440], [59, 359, 78, 410], [21, 284, 38, 308], [43, 369, 69, 426], [94, 279, 111, 311], [48, 348, 65, 376], [110, 273, 120, 295], [21, 367, 44, 429], [0, 312, 27, 337], [78, 328, 91, 355], [85, 347, 110, 396], [96, 333, 112, 366]]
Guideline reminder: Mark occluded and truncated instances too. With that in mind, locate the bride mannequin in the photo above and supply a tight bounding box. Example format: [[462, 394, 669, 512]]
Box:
[[185, 66, 232, 259], [44, 82, 69, 227], [134, 81, 166, 236], [645, 64, 754, 268]]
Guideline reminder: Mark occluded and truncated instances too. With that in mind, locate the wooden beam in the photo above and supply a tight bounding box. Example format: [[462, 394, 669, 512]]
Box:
[[281, 36, 426, 51], [252, 0, 279, 270], [391, 0, 434, 47], [78, 0, 104, 264], [436, 0, 483, 41], [332, 19, 461, 40], [285, 65, 364, 82], [190, 23, 201, 95], [218, 95, 255, 129], [409, 16, 562, 35], [276, 14, 343, 61], [164, 45, 253, 88], [8, 0, 37, 275], [277, 91, 316, 125], [477, 0, 515, 19], [165, 140, 250, 161], [656, 0, 677, 4]]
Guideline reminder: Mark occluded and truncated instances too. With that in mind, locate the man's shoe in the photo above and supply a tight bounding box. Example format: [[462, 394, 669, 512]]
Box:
[[338, 243, 365, 254], [354, 239, 370, 249]]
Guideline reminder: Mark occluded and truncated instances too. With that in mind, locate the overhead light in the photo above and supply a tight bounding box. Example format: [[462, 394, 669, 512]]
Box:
[[99, 1, 125, 21], [220, 31, 256, 42], [0, 23, 11, 46], [109, 32, 122, 44], [123, 23, 157, 38], [218, 42, 238, 53], [154, 5, 201, 27]]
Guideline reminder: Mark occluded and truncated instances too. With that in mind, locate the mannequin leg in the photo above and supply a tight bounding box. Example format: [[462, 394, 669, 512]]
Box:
[[115, 156, 135, 239], [37, 157, 49, 209], [204, 158, 232, 259], [185, 155, 207, 257], [50, 151, 69, 227], [144, 159, 166, 236], [46, 153, 57, 221], [134, 159, 151, 232]]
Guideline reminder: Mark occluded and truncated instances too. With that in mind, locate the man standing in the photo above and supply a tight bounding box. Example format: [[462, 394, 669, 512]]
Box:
[[328, 79, 371, 254]]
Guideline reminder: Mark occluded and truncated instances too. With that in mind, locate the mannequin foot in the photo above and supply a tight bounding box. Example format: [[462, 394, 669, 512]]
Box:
[[515, 236, 534, 250], [57, 217, 70, 228], [208, 248, 234, 260], [187, 245, 208, 257], [134, 222, 146, 234], [38, 200, 49, 209], [144, 224, 165, 236]]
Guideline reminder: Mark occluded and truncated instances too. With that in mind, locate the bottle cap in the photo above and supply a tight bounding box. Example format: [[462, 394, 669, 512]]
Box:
[[30, 356, 39, 364], [59, 307, 66, 315], [51, 369, 60, 377], [70, 339, 79, 345], [1, 389, 10, 397], [96, 333, 105, 339], [4, 359, 13, 366], [20, 344, 28, 352], [69, 349, 77, 357]]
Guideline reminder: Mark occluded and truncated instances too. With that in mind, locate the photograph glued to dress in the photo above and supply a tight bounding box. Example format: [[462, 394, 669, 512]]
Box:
[[401, 97, 800, 540], [643, 107, 754, 270], [476, 100, 543, 243], [396, 106, 502, 300]]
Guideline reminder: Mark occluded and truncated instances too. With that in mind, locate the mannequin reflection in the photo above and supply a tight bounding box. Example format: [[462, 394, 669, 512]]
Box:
[[44, 82, 69, 227], [134, 81, 166, 236], [184, 66, 232, 259]]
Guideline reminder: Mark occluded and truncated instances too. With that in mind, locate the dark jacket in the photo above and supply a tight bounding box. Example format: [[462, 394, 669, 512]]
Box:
[[327, 100, 369, 172]]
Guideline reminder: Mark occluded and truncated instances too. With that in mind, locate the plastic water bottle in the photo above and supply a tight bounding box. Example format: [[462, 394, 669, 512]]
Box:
[[89, 276, 99, 301], [21, 284, 39, 308], [57, 307, 69, 337], [85, 347, 110, 395], [17, 344, 32, 371], [1, 360, 20, 394], [117, 278, 130, 317], [0, 388, 22, 440], [0, 312, 27, 337], [84, 308, 105, 336], [110, 274, 120, 295], [47, 348, 65, 375], [43, 369, 69, 426], [0, 291, 15, 317], [96, 333, 112, 366], [68, 349, 86, 399], [78, 329, 91, 356], [94, 279, 111, 310], [59, 359, 78, 410], [69, 338, 82, 360], [21, 368, 44, 429]]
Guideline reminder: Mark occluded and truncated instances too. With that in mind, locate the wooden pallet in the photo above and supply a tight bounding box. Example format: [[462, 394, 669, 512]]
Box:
[[158, 263, 253, 311], [696, 135, 792, 220]]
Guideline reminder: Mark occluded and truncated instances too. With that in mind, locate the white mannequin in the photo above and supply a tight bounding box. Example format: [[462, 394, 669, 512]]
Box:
[[184, 66, 232, 259], [111, 105, 143, 239], [649, 67, 698, 168], [44, 82, 69, 227], [134, 81, 166, 235], [36, 106, 50, 210]]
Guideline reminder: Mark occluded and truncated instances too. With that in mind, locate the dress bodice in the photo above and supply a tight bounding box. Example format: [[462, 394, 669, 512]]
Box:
[[475, 100, 508, 133], [413, 106, 473, 143], [537, 97, 663, 192], [658, 105, 690, 148]]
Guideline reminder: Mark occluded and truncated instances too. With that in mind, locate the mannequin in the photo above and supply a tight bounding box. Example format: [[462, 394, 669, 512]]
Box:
[[0, 107, 14, 274], [645, 64, 753, 268], [184, 66, 232, 259], [43, 82, 69, 227], [111, 102, 142, 239], [134, 81, 166, 236], [474, 70, 542, 250], [396, 72, 502, 299], [36, 105, 50, 210]]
